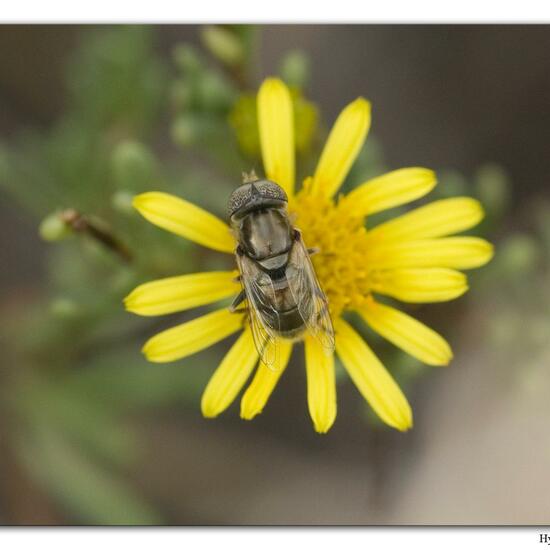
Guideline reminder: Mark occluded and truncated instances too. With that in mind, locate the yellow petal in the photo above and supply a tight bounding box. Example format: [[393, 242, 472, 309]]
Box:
[[365, 237, 494, 270], [124, 271, 240, 316], [133, 192, 235, 253], [305, 335, 337, 434], [343, 168, 437, 218], [240, 340, 293, 420], [359, 299, 452, 366], [201, 327, 259, 418], [258, 78, 295, 196], [334, 318, 412, 431], [311, 97, 371, 198], [142, 308, 243, 363], [366, 197, 485, 244], [369, 268, 468, 303]]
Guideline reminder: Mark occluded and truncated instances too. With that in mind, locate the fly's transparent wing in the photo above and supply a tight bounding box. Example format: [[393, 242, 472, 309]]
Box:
[[247, 302, 280, 370], [236, 253, 281, 370], [286, 233, 335, 353]]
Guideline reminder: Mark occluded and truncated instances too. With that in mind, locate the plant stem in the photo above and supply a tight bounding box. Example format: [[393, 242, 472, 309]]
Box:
[[59, 209, 132, 263]]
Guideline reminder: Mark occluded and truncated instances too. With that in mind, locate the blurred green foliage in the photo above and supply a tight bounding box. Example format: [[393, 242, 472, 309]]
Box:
[[0, 24, 544, 524], [0, 25, 209, 525]]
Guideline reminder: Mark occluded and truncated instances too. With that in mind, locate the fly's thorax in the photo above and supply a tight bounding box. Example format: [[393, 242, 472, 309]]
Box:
[[236, 208, 293, 262]]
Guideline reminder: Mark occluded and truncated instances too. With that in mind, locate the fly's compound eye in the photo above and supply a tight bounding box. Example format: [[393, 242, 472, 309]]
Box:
[[254, 180, 288, 202], [228, 179, 288, 219], [228, 185, 251, 218]]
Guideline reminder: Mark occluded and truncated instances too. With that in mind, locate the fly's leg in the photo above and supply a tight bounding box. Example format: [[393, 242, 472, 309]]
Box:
[[229, 289, 246, 313]]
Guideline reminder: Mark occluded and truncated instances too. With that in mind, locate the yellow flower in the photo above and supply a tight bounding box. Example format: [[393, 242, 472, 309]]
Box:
[[125, 77, 493, 434]]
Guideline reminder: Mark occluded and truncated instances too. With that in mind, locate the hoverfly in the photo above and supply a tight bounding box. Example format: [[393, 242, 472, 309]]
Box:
[[228, 172, 335, 368]]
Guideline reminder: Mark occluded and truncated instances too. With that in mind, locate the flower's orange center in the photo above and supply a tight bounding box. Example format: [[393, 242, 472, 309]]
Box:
[[290, 181, 373, 318]]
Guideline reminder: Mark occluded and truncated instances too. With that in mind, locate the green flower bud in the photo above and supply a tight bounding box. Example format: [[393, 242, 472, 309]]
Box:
[[173, 44, 202, 74], [499, 234, 540, 276], [39, 212, 72, 242], [111, 190, 135, 213], [229, 88, 318, 158], [201, 25, 244, 67], [292, 89, 318, 155], [112, 140, 156, 192], [228, 94, 260, 157], [171, 79, 194, 111], [172, 114, 201, 148], [197, 71, 236, 111], [50, 298, 79, 318], [438, 170, 468, 198], [475, 163, 510, 218], [280, 50, 310, 89]]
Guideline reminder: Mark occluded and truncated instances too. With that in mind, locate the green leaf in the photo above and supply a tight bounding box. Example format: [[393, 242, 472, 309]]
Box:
[[14, 378, 139, 467], [111, 140, 158, 192], [16, 427, 162, 525], [62, 344, 219, 411]]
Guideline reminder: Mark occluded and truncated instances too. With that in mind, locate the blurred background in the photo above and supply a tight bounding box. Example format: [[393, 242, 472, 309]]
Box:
[[0, 24, 549, 525]]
